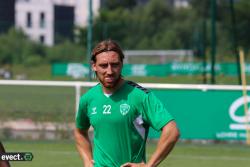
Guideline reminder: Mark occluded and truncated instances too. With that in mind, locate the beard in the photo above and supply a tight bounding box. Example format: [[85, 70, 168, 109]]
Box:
[[98, 74, 122, 89]]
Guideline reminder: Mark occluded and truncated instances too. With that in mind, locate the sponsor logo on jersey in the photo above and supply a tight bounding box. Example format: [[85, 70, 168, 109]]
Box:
[[120, 103, 130, 115]]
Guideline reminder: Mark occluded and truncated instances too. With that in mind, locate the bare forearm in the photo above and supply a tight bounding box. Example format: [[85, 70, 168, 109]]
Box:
[[74, 128, 93, 166], [147, 121, 180, 167], [75, 138, 92, 161]]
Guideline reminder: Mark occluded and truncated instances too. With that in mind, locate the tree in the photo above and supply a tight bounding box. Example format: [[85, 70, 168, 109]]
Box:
[[0, 28, 86, 65], [102, 0, 137, 10], [235, 0, 250, 52], [74, 0, 249, 61], [0, 28, 46, 65], [46, 40, 86, 63]]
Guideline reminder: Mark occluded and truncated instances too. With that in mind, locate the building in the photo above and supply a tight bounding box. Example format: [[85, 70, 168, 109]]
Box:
[[0, 0, 15, 34], [169, 0, 190, 8], [15, 0, 100, 46]]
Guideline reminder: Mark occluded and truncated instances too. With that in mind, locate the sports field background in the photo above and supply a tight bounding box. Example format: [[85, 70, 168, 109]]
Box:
[[1, 80, 250, 167], [1, 1, 250, 166], [2, 140, 250, 167]]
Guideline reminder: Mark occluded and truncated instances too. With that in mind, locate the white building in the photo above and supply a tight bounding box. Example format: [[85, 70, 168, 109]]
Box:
[[173, 0, 189, 8], [15, 0, 100, 46]]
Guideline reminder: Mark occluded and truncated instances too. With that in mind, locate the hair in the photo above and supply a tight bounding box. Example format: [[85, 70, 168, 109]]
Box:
[[91, 39, 124, 63]]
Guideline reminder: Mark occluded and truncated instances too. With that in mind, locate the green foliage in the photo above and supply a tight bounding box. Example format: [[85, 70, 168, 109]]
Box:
[[0, 28, 86, 65], [90, 0, 174, 49], [102, 0, 137, 10], [0, 28, 46, 65], [46, 41, 86, 63], [1, 0, 250, 66], [235, 0, 250, 51], [84, 0, 197, 50], [75, 0, 250, 61], [23, 55, 44, 67], [190, 0, 210, 17]]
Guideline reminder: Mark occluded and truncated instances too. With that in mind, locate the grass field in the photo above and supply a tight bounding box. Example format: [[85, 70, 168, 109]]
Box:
[[2, 140, 250, 167], [0, 85, 91, 122]]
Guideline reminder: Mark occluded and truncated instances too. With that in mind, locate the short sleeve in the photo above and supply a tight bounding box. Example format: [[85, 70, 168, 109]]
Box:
[[141, 92, 174, 131], [75, 95, 90, 130]]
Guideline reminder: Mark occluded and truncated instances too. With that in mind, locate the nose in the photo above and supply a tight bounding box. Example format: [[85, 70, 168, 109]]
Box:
[[106, 64, 113, 75]]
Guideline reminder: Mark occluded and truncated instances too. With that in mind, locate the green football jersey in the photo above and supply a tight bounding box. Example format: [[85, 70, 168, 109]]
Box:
[[75, 81, 174, 167]]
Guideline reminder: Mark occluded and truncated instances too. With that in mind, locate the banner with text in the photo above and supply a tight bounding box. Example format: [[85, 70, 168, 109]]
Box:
[[149, 89, 250, 140], [52, 63, 250, 78]]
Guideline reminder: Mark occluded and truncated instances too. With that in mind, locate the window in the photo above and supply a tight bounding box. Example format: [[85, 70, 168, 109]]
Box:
[[26, 12, 32, 28], [39, 35, 45, 44], [40, 12, 45, 28]]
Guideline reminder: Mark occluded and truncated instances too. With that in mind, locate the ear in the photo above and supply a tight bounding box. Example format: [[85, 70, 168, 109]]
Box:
[[92, 62, 97, 72]]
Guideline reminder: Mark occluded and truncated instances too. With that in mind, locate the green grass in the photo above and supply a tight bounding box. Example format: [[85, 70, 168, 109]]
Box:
[[164, 143, 250, 167], [0, 85, 76, 122], [2, 140, 250, 167], [2, 140, 81, 167]]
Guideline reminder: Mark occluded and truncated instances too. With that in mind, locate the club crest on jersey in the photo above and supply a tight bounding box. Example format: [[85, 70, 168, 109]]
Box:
[[120, 103, 130, 116]]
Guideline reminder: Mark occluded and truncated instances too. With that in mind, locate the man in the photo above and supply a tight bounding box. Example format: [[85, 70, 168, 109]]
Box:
[[74, 39, 180, 167]]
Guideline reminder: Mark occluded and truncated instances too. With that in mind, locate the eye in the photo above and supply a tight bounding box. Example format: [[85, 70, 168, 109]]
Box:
[[99, 64, 108, 68], [111, 63, 120, 67]]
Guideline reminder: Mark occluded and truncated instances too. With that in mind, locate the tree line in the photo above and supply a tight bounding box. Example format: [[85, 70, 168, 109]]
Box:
[[0, 0, 249, 66]]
